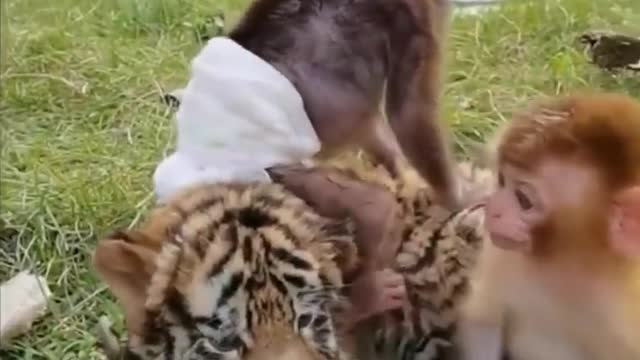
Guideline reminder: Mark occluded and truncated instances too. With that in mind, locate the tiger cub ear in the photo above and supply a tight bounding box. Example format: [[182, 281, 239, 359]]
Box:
[[93, 230, 159, 336]]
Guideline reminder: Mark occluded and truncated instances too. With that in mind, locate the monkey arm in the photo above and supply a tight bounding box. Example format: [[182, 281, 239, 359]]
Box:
[[458, 286, 505, 360], [268, 164, 402, 266], [268, 165, 407, 329], [385, 34, 460, 210], [457, 245, 508, 360], [458, 320, 504, 360]]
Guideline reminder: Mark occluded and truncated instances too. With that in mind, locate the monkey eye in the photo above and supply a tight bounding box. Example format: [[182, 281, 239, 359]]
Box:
[[514, 189, 533, 210]]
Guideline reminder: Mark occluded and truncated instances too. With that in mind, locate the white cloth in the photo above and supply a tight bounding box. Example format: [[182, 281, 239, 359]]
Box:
[[153, 37, 321, 203]]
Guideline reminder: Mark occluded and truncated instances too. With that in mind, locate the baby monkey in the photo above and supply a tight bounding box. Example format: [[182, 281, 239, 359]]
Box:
[[457, 92, 640, 360]]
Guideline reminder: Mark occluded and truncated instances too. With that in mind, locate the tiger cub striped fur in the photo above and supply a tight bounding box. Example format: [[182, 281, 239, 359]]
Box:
[[95, 160, 495, 360], [328, 159, 494, 360], [94, 182, 358, 360]]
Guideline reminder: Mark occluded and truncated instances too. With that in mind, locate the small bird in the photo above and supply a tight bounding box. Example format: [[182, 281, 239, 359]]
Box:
[[579, 31, 640, 72], [162, 88, 184, 108]]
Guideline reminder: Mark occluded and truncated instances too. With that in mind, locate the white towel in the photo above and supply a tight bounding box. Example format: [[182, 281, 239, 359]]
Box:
[[153, 37, 321, 203]]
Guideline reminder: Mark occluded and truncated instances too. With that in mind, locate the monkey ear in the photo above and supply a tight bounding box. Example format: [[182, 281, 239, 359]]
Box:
[[93, 230, 158, 336], [609, 187, 640, 258]]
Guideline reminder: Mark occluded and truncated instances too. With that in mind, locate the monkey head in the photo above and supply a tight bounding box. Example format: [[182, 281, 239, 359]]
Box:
[[484, 93, 640, 260]]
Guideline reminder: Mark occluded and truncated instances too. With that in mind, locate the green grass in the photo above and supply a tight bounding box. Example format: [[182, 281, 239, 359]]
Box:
[[1, 0, 638, 358]]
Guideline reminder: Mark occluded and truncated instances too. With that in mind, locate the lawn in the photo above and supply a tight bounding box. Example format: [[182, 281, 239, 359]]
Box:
[[1, 0, 638, 358]]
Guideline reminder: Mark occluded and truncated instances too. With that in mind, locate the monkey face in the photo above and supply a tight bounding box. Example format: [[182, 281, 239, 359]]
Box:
[[484, 164, 544, 252], [485, 159, 603, 253]]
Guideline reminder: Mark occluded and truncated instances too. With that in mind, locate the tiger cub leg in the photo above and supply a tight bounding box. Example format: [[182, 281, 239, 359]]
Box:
[[267, 165, 406, 329]]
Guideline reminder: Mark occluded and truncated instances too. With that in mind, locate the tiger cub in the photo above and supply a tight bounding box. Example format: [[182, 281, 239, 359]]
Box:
[[330, 160, 492, 360], [94, 161, 493, 360], [94, 182, 359, 360]]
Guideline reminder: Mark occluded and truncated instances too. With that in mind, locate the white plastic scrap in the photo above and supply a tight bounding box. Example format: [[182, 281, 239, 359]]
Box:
[[0, 271, 52, 347]]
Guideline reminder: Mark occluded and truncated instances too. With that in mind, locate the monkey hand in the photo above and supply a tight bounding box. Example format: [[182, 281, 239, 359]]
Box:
[[348, 269, 407, 324]]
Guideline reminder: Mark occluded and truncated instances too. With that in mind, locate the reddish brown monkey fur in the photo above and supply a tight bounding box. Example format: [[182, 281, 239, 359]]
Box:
[[223, 0, 457, 328], [457, 92, 640, 360]]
